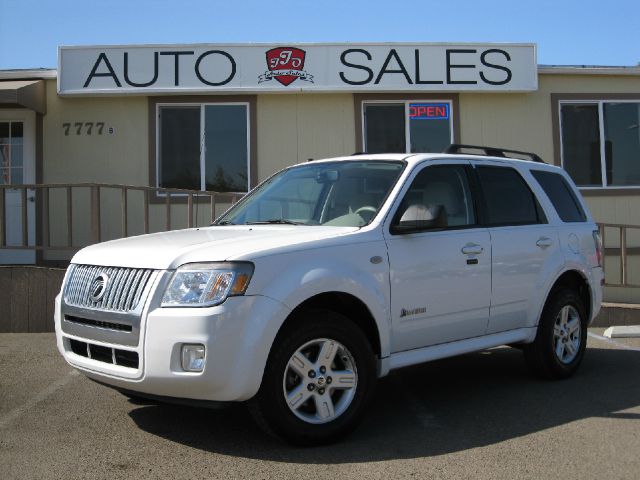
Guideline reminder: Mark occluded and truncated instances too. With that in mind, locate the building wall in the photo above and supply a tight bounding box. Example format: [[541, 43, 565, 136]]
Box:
[[42, 79, 148, 185], [256, 93, 356, 180], [42, 81, 357, 185]]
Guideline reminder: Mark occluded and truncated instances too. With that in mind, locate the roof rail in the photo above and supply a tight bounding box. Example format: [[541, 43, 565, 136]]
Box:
[[443, 144, 545, 164]]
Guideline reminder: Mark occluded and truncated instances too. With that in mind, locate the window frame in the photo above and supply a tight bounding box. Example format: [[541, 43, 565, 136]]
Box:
[[148, 95, 257, 203], [556, 96, 640, 191], [156, 101, 251, 193]]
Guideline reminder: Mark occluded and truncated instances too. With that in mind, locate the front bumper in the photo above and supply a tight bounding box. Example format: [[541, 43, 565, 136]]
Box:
[[55, 293, 291, 402]]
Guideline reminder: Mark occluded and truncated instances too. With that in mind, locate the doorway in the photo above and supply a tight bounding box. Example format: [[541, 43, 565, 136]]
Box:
[[0, 109, 36, 264]]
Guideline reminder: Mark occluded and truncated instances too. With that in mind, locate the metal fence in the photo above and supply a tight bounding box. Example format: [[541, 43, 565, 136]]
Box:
[[1, 187, 638, 289], [0, 183, 242, 253], [598, 222, 640, 288]]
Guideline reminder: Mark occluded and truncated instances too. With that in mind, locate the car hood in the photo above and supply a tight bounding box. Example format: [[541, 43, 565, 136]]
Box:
[[70, 225, 360, 269]]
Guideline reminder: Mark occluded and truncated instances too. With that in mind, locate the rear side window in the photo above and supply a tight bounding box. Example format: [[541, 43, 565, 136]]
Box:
[[531, 170, 587, 223], [477, 166, 544, 226]]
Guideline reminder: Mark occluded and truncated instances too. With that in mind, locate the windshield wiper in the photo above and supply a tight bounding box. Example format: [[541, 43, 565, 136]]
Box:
[[245, 219, 306, 225], [215, 220, 236, 225]]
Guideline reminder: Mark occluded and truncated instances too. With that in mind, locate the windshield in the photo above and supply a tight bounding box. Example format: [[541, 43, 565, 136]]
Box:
[[216, 160, 405, 227]]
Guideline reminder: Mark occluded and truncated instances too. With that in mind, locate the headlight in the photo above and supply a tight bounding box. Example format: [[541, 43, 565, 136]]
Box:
[[161, 262, 254, 307]]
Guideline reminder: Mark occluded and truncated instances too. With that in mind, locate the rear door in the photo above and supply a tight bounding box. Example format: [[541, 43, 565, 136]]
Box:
[[473, 162, 562, 334], [385, 161, 491, 352]]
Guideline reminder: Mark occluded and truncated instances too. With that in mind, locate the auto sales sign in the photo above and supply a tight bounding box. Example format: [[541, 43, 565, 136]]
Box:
[[58, 43, 537, 95]]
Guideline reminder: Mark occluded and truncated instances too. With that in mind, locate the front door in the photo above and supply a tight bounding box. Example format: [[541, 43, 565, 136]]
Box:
[[0, 109, 36, 264], [385, 162, 491, 353]]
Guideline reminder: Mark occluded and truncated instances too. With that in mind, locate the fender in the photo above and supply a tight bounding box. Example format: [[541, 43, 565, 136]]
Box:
[[531, 262, 595, 333], [247, 240, 392, 358], [523, 235, 566, 329]]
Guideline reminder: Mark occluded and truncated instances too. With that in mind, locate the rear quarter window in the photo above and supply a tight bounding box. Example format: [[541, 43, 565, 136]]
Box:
[[531, 170, 587, 223]]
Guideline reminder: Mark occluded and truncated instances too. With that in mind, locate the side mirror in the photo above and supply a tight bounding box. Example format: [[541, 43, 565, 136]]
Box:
[[391, 204, 447, 234]]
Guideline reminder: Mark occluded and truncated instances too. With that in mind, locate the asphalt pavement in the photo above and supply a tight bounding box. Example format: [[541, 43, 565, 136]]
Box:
[[1, 330, 639, 480]]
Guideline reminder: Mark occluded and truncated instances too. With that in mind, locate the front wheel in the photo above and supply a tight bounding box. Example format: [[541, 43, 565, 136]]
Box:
[[249, 310, 376, 445], [524, 289, 588, 379]]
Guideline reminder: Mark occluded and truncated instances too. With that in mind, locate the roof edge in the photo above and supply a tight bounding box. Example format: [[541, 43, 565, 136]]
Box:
[[0, 69, 57, 80], [538, 65, 640, 76]]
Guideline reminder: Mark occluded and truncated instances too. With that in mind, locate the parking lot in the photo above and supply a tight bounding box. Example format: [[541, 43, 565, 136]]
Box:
[[1, 330, 639, 480]]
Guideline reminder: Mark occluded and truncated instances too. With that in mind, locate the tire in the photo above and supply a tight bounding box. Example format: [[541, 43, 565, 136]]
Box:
[[249, 309, 376, 446], [524, 288, 588, 379]]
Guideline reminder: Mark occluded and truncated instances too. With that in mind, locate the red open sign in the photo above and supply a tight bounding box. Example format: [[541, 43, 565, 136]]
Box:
[[409, 103, 449, 120]]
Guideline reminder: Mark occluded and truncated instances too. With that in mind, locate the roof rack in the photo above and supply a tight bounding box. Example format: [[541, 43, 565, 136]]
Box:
[[443, 144, 545, 163]]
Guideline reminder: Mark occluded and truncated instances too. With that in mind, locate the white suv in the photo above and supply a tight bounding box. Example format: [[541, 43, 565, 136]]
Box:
[[55, 146, 604, 445]]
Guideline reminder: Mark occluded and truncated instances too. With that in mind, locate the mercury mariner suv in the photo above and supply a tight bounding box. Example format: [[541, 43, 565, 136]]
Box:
[[55, 145, 604, 445]]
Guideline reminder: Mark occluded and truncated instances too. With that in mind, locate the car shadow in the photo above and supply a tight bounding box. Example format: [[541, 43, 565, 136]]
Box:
[[128, 345, 640, 463]]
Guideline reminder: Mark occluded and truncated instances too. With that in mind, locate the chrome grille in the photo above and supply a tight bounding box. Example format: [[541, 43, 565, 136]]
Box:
[[64, 264, 154, 312]]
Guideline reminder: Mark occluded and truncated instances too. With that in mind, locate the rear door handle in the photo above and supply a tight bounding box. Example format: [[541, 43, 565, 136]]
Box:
[[461, 243, 483, 255], [536, 236, 553, 248]]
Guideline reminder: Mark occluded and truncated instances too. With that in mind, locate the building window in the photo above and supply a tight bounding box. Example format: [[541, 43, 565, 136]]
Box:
[[157, 103, 249, 192], [363, 101, 453, 154], [0, 121, 24, 185], [560, 101, 640, 187]]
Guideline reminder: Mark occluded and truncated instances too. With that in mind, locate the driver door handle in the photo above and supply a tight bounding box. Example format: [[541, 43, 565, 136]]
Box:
[[461, 243, 483, 255]]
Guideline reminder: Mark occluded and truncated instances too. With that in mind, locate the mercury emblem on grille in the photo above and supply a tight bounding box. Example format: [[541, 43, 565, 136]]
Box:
[[89, 273, 109, 302]]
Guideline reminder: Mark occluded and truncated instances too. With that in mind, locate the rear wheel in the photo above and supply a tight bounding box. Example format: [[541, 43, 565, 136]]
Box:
[[249, 309, 376, 445], [524, 289, 588, 379]]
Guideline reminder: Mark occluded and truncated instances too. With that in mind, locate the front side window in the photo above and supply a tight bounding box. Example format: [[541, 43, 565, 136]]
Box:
[[158, 104, 249, 192], [364, 101, 453, 154], [217, 161, 405, 227], [560, 101, 640, 187], [477, 166, 543, 226], [396, 165, 476, 228]]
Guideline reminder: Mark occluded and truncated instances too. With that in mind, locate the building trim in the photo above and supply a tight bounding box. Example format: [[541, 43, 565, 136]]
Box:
[[0, 69, 57, 80], [539, 66, 640, 76], [35, 114, 44, 264], [579, 188, 640, 197], [0, 80, 47, 114]]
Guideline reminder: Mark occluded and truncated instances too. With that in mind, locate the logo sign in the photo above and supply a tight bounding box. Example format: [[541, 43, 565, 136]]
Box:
[[258, 47, 314, 86], [89, 273, 109, 302], [409, 103, 449, 120]]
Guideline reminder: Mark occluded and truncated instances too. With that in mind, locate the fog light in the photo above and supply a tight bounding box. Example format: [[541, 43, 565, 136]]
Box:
[[181, 344, 206, 372]]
